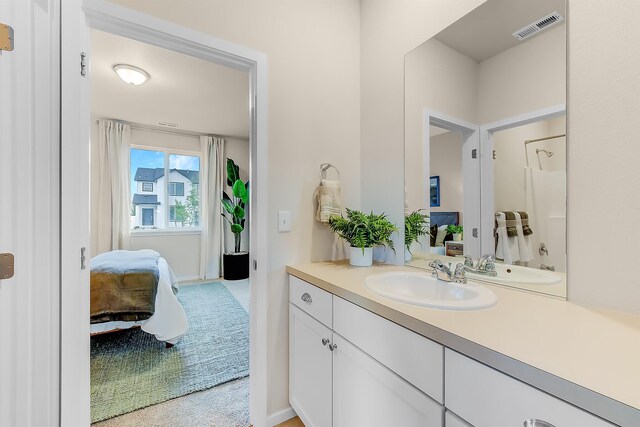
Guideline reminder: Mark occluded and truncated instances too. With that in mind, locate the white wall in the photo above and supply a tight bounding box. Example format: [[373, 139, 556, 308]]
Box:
[[108, 0, 362, 416], [477, 25, 566, 123]]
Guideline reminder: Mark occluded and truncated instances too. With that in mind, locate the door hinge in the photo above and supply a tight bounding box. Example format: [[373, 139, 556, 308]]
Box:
[[471, 149, 478, 159], [0, 253, 15, 279], [493, 150, 496, 160], [0, 23, 14, 52], [80, 247, 87, 270], [472, 228, 478, 238], [253, 259, 257, 270], [80, 52, 87, 77]]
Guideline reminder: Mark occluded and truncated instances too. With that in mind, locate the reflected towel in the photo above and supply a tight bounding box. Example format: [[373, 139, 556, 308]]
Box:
[[514, 212, 533, 262], [495, 212, 520, 264], [503, 211, 519, 237], [314, 179, 342, 223], [517, 211, 533, 236]]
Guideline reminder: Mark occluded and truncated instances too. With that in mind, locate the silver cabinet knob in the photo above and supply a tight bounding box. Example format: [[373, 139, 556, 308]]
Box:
[[524, 420, 556, 427], [301, 292, 312, 303], [329, 343, 337, 351], [322, 338, 330, 346]]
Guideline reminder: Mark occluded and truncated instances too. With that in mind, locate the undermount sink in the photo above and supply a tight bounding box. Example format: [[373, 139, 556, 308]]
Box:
[[364, 271, 497, 310], [467, 263, 561, 286]]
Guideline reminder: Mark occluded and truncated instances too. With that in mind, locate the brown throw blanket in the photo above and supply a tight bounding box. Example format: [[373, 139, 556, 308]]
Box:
[[90, 250, 160, 324]]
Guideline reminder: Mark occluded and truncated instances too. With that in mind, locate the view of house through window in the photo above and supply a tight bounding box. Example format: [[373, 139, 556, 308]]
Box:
[[130, 148, 201, 229]]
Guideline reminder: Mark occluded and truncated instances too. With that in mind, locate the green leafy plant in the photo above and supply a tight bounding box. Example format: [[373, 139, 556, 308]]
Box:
[[328, 208, 397, 253], [446, 224, 463, 235], [221, 158, 249, 253], [404, 210, 430, 252]]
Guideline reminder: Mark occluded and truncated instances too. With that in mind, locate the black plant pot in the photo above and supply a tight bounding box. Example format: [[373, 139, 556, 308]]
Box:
[[223, 252, 250, 280]]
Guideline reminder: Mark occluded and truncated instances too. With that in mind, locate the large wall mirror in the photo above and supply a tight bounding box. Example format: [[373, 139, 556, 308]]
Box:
[[404, 0, 567, 298]]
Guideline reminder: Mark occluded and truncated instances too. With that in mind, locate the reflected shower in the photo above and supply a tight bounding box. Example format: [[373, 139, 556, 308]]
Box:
[[536, 148, 554, 158]]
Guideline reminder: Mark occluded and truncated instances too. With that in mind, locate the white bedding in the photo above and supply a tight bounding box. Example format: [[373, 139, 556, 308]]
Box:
[[90, 257, 188, 344]]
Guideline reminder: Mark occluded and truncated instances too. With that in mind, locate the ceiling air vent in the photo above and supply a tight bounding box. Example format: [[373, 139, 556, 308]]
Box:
[[512, 11, 564, 41], [157, 121, 178, 128]]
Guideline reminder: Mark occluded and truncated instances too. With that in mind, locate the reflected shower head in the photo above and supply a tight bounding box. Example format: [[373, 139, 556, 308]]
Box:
[[536, 148, 553, 158]]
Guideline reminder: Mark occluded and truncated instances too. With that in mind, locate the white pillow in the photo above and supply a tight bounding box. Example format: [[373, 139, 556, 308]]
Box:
[[435, 224, 448, 247]]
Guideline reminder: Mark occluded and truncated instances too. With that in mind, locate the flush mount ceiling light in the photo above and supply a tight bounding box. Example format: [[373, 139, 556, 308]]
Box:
[[112, 64, 150, 85]]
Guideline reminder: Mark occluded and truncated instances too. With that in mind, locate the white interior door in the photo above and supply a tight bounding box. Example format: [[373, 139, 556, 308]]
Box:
[[0, 1, 61, 426]]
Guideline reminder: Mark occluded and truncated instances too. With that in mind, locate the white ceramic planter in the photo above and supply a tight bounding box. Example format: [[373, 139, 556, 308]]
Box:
[[350, 247, 373, 267], [453, 233, 463, 242]]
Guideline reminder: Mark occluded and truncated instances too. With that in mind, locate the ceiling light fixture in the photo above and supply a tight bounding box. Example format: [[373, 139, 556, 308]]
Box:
[[112, 64, 150, 85]]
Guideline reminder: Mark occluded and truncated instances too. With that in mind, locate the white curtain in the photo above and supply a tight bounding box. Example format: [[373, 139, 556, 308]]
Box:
[[96, 119, 131, 252], [200, 136, 225, 279]]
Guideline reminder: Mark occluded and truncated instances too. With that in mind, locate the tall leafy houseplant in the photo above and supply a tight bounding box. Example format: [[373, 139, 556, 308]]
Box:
[[221, 158, 250, 280], [329, 209, 397, 267], [405, 210, 430, 254]]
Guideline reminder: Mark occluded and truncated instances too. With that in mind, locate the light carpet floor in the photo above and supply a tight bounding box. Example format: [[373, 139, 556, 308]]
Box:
[[91, 282, 249, 424]]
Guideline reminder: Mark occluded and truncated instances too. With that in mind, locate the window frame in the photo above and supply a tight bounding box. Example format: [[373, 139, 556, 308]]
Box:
[[130, 144, 202, 234], [141, 182, 153, 192], [168, 181, 185, 196]]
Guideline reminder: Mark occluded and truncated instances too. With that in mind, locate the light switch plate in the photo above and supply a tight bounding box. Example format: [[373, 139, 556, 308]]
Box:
[[278, 211, 291, 232]]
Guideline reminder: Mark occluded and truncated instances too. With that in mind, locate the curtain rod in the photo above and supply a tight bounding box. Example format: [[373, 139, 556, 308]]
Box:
[[95, 118, 223, 139], [524, 134, 566, 145]]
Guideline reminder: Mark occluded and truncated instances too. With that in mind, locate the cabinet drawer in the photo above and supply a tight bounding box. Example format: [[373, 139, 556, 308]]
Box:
[[445, 350, 614, 427], [333, 296, 444, 403], [289, 276, 332, 328]]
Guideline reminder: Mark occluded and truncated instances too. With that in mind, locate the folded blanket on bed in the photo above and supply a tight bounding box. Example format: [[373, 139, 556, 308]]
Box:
[[90, 249, 161, 324]]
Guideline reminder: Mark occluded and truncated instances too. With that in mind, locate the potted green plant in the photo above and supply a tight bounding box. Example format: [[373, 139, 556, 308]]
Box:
[[328, 208, 397, 267], [447, 224, 463, 242], [404, 210, 430, 261], [221, 158, 249, 280]]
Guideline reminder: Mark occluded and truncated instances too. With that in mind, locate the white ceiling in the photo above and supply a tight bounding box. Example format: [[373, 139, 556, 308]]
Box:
[[91, 30, 250, 139], [435, 0, 566, 63]]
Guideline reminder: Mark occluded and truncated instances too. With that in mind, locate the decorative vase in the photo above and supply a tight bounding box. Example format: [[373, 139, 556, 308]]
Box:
[[223, 252, 250, 280], [350, 247, 373, 267], [453, 233, 462, 242]]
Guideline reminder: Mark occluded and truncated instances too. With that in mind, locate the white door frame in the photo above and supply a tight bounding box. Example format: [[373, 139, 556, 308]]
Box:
[[423, 109, 480, 258], [478, 104, 566, 256], [61, 1, 269, 426]]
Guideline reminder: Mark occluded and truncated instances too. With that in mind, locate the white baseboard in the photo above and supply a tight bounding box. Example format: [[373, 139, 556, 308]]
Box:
[[267, 406, 297, 426], [175, 275, 202, 284]]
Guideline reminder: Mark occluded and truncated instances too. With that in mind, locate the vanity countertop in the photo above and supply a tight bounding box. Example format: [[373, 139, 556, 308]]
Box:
[[286, 261, 640, 425]]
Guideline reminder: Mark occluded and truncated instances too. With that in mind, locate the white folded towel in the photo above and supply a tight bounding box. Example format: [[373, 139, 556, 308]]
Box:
[[514, 212, 533, 262], [495, 212, 520, 264], [315, 179, 342, 223]]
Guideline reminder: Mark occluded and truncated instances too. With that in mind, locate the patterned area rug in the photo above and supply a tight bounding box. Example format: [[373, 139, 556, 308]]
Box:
[[90, 282, 249, 423]]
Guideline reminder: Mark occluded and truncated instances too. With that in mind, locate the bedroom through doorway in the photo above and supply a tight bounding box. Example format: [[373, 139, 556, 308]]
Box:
[[87, 29, 252, 426]]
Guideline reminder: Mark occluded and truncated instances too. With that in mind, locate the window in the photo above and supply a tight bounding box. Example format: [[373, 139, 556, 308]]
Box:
[[141, 208, 154, 226], [130, 148, 200, 230], [169, 182, 184, 196]]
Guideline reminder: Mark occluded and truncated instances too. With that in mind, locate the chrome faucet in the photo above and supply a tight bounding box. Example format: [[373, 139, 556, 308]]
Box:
[[429, 260, 467, 284], [463, 254, 498, 277]]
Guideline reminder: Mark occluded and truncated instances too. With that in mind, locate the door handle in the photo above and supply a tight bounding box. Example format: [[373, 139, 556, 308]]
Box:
[[0, 253, 14, 279]]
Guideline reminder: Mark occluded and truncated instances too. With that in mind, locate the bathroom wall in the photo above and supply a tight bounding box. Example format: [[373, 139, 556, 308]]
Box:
[[90, 119, 250, 280], [477, 25, 566, 124], [362, 0, 486, 264], [363, 0, 640, 314], [108, 0, 362, 417]]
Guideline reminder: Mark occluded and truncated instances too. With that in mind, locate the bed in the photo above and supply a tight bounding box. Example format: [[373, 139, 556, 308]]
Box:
[[429, 212, 460, 255], [90, 250, 188, 346]]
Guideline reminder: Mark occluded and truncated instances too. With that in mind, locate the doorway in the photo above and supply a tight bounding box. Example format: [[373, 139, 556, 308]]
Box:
[[60, 2, 268, 426]]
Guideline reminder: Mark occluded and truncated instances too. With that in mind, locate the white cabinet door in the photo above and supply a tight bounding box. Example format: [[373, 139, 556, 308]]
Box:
[[333, 333, 443, 427], [445, 350, 614, 427], [290, 304, 333, 427]]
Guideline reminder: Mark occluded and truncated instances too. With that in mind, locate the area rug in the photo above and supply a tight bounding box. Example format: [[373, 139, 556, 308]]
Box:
[[90, 282, 249, 423]]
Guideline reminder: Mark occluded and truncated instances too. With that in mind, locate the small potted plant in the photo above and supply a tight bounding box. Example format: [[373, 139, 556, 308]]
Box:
[[221, 158, 249, 280], [404, 210, 431, 261], [329, 208, 397, 267], [447, 224, 463, 242]]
